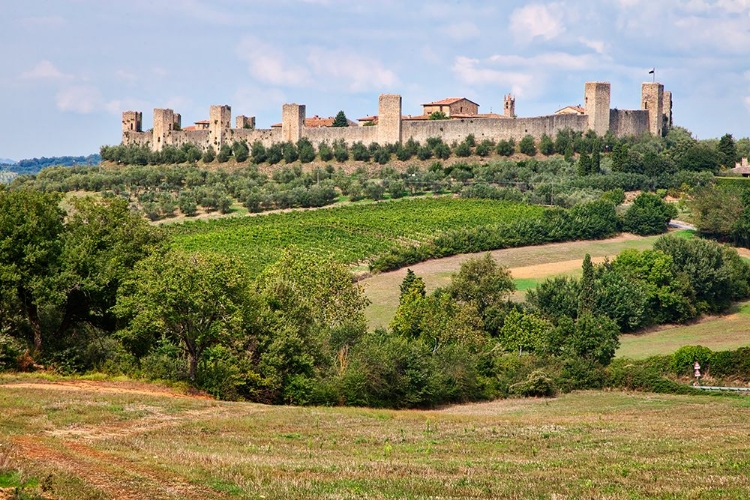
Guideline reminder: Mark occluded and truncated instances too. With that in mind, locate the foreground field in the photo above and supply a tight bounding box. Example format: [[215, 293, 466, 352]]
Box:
[[1, 378, 747, 499]]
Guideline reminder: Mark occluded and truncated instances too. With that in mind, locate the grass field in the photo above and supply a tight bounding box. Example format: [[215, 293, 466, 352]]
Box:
[[1, 378, 748, 499], [617, 302, 750, 359]]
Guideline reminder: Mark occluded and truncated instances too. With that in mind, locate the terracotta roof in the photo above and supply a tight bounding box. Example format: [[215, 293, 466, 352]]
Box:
[[554, 105, 585, 115], [270, 115, 357, 128], [422, 97, 477, 106], [358, 115, 378, 122], [182, 125, 197, 131], [194, 120, 210, 124]]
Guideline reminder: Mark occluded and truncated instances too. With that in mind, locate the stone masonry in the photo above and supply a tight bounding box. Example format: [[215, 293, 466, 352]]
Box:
[[122, 81, 672, 152]]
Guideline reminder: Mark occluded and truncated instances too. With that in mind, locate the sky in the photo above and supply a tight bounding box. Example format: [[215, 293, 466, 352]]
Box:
[[1, 0, 749, 161]]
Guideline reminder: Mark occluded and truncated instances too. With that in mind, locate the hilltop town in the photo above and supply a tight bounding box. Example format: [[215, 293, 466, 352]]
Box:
[[122, 81, 673, 153]]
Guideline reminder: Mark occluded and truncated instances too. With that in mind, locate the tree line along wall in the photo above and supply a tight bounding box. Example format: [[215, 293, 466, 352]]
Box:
[[121, 82, 668, 152]]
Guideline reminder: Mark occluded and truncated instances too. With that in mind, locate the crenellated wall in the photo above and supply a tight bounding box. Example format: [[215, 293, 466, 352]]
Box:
[[403, 114, 589, 144], [121, 81, 668, 153]]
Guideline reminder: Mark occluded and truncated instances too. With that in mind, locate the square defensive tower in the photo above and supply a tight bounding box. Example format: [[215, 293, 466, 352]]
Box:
[[641, 82, 664, 136], [584, 82, 611, 136], [378, 94, 402, 145]]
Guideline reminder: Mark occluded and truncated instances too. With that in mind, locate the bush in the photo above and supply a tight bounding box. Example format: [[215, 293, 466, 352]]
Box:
[[510, 369, 557, 397], [519, 135, 537, 156], [622, 192, 678, 235], [670, 345, 713, 376]]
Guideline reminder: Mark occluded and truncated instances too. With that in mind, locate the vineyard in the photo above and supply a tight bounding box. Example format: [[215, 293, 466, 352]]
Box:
[[167, 198, 547, 274]]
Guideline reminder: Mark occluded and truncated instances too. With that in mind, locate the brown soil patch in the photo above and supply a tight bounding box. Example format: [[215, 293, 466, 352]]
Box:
[[380, 233, 642, 279], [510, 257, 606, 279], [1, 380, 211, 400]]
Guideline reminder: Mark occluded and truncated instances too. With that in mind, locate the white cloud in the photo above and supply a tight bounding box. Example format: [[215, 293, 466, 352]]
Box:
[[489, 52, 598, 70], [578, 37, 606, 55], [509, 3, 565, 43], [236, 36, 397, 92], [236, 36, 312, 87], [307, 48, 398, 92], [445, 21, 481, 41], [452, 56, 532, 96], [56, 85, 103, 114], [21, 60, 73, 81]]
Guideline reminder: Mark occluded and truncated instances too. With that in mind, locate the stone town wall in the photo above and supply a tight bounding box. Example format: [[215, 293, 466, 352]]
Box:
[[402, 114, 589, 144], [122, 131, 150, 147], [226, 128, 281, 148], [609, 109, 650, 137], [303, 126, 377, 146], [121, 82, 671, 152]]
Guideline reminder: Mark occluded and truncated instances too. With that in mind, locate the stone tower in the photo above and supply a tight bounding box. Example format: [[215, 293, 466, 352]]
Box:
[[662, 90, 673, 130], [236, 115, 255, 130], [584, 82, 611, 136], [122, 111, 142, 134], [281, 104, 305, 143], [209, 105, 231, 150], [641, 82, 664, 136], [153, 108, 176, 151], [503, 94, 515, 118], [378, 94, 402, 145]]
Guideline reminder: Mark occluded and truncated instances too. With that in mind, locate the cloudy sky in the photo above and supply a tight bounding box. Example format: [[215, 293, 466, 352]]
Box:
[[2, 0, 749, 160]]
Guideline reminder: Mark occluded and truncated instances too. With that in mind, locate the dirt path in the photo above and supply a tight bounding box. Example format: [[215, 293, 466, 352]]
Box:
[[3, 379, 211, 400]]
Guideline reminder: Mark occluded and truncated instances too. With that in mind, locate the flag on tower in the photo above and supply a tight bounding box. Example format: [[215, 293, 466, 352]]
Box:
[[648, 68, 655, 74]]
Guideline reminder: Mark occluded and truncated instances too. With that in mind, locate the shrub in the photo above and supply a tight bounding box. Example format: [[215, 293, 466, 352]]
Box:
[[510, 369, 557, 397], [670, 345, 713, 376], [519, 135, 537, 156]]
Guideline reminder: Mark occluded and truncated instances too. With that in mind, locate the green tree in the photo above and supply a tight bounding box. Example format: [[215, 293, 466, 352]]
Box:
[[622, 192, 678, 236], [115, 251, 251, 381], [498, 309, 553, 354], [539, 134, 555, 156], [578, 254, 595, 316], [446, 253, 515, 317], [231, 141, 249, 163], [568, 313, 620, 365], [399, 269, 425, 303], [428, 111, 448, 120], [519, 135, 537, 156], [717, 133, 738, 167], [332, 111, 350, 127], [0, 191, 64, 352], [202, 146, 216, 163]]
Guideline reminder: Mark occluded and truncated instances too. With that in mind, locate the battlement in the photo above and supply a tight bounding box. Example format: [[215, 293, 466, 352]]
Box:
[[121, 81, 671, 154]]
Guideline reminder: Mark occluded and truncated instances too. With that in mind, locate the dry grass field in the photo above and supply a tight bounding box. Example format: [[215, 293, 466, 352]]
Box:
[[1, 377, 749, 499]]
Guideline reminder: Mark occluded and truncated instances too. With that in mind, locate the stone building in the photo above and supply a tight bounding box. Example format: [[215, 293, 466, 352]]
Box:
[[421, 97, 479, 117], [121, 81, 672, 152]]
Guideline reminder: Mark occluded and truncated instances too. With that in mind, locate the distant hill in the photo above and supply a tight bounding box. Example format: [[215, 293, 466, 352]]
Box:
[[4, 154, 101, 176], [0, 158, 16, 165]]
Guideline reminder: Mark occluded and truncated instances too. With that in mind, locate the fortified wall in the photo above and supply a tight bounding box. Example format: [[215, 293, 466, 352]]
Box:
[[121, 82, 671, 152]]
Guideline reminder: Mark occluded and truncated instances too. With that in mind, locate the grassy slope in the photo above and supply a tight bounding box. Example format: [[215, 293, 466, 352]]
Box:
[[1, 379, 748, 499], [617, 302, 750, 359], [363, 233, 660, 330], [167, 197, 544, 275]]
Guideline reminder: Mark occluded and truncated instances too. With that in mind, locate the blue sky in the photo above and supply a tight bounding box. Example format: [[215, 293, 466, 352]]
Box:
[[2, 0, 749, 160]]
